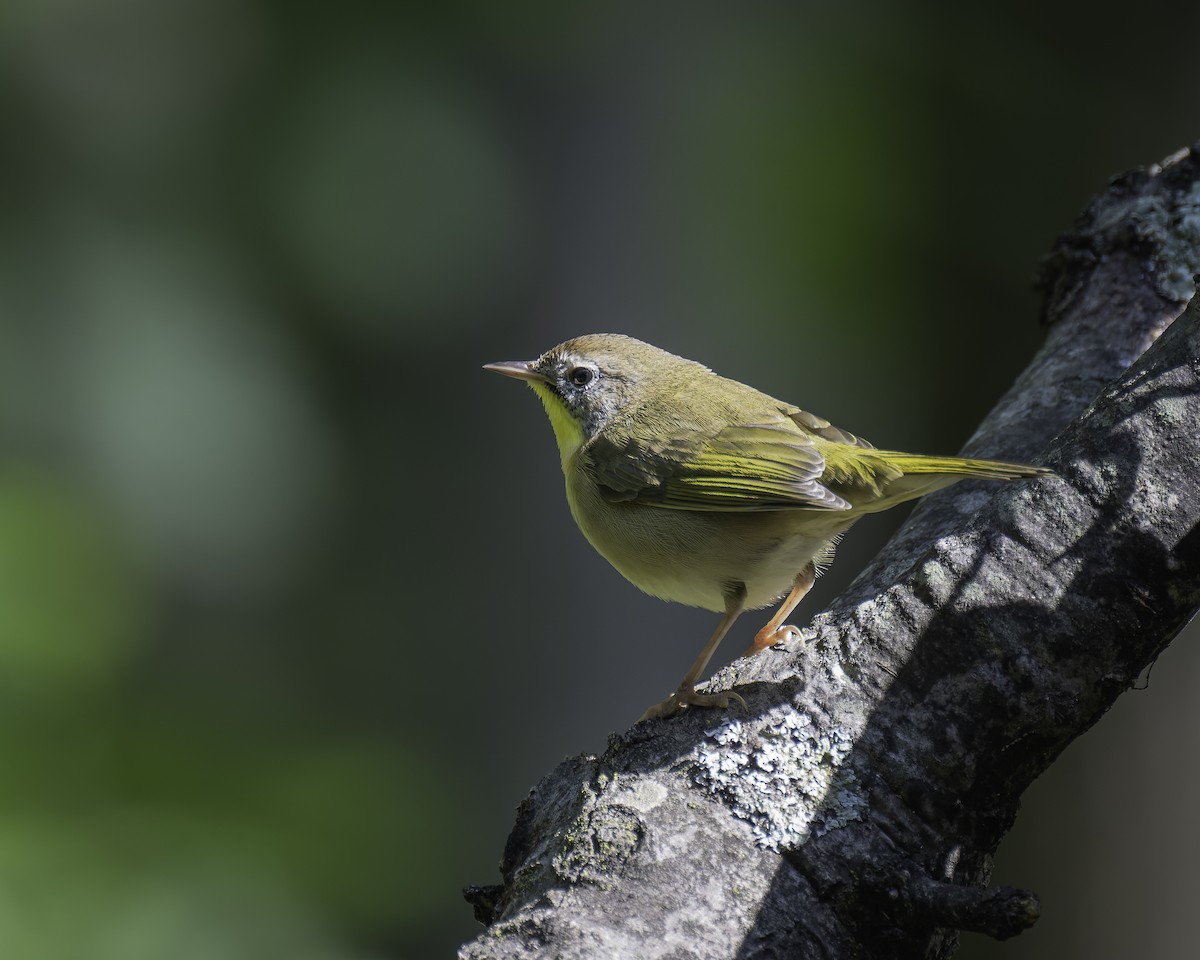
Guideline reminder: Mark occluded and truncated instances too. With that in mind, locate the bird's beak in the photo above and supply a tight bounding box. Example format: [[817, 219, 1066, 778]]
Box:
[[482, 360, 547, 384]]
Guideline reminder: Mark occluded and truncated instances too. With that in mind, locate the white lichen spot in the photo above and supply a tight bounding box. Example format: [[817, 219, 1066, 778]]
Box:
[[919, 556, 954, 606], [692, 705, 866, 850], [615, 779, 669, 814]]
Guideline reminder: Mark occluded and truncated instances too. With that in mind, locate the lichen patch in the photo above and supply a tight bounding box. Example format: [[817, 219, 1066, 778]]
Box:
[[692, 704, 866, 850]]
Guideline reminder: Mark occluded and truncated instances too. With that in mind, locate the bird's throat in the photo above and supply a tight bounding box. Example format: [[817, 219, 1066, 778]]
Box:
[[529, 382, 586, 470]]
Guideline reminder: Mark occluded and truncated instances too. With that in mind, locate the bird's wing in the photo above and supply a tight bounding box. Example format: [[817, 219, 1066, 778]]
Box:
[[585, 413, 853, 512], [785, 405, 875, 450]]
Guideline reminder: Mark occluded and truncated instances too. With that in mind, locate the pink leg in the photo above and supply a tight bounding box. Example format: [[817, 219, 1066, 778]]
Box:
[[743, 561, 816, 656], [640, 586, 748, 721]]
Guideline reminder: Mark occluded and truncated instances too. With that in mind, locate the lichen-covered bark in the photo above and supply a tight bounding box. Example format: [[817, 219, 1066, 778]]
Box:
[[460, 145, 1200, 960]]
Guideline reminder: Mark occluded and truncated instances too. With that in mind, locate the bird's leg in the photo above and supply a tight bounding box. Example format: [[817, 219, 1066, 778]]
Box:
[[639, 585, 747, 721], [743, 561, 817, 656]]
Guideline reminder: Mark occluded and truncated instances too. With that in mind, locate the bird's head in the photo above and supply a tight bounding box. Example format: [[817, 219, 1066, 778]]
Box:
[[484, 333, 702, 466]]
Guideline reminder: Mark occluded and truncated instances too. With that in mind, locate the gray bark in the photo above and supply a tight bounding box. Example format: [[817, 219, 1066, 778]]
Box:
[[460, 144, 1200, 960]]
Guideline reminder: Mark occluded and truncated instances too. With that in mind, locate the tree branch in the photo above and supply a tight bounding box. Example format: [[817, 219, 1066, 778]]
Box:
[[460, 144, 1200, 960]]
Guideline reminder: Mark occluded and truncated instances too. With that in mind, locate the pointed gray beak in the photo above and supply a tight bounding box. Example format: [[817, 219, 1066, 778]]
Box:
[[483, 360, 547, 384]]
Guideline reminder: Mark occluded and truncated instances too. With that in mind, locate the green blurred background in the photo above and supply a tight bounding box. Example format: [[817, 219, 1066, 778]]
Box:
[[0, 1, 1197, 957]]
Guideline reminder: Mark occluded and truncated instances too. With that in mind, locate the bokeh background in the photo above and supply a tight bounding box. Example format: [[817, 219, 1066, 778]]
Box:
[[0, 1, 1197, 957]]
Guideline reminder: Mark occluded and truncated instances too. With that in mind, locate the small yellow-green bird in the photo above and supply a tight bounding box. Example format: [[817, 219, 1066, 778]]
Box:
[[485, 334, 1049, 720]]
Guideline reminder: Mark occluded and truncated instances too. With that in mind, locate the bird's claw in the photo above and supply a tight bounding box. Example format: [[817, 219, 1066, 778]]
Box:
[[639, 686, 747, 722], [742, 623, 803, 658]]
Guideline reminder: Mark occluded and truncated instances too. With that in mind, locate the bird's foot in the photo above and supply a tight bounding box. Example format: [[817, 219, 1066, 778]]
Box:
[[638, 684, 746, 722], [742, 624, 803, 658]]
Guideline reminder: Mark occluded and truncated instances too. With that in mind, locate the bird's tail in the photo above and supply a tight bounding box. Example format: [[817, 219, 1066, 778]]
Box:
[[872, 452, 1052, 481], [850, 450, 1052, 513]]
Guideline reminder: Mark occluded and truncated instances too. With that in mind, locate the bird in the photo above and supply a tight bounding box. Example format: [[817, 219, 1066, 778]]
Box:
[[484, 334, 1050, 720]]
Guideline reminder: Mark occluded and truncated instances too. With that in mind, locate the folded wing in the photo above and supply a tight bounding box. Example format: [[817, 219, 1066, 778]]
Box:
[[585, 407, 854, 512]]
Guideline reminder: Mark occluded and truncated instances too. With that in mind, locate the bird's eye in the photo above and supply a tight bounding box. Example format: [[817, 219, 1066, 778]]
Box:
[[568, 366, 595, 387]]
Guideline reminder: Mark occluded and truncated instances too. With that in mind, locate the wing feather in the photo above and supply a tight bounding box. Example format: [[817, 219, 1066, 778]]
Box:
[[584, 410, 852, 512]]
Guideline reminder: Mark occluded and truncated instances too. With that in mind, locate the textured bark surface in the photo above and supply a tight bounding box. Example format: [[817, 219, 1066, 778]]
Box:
[[460, 145, 1200, 960]]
